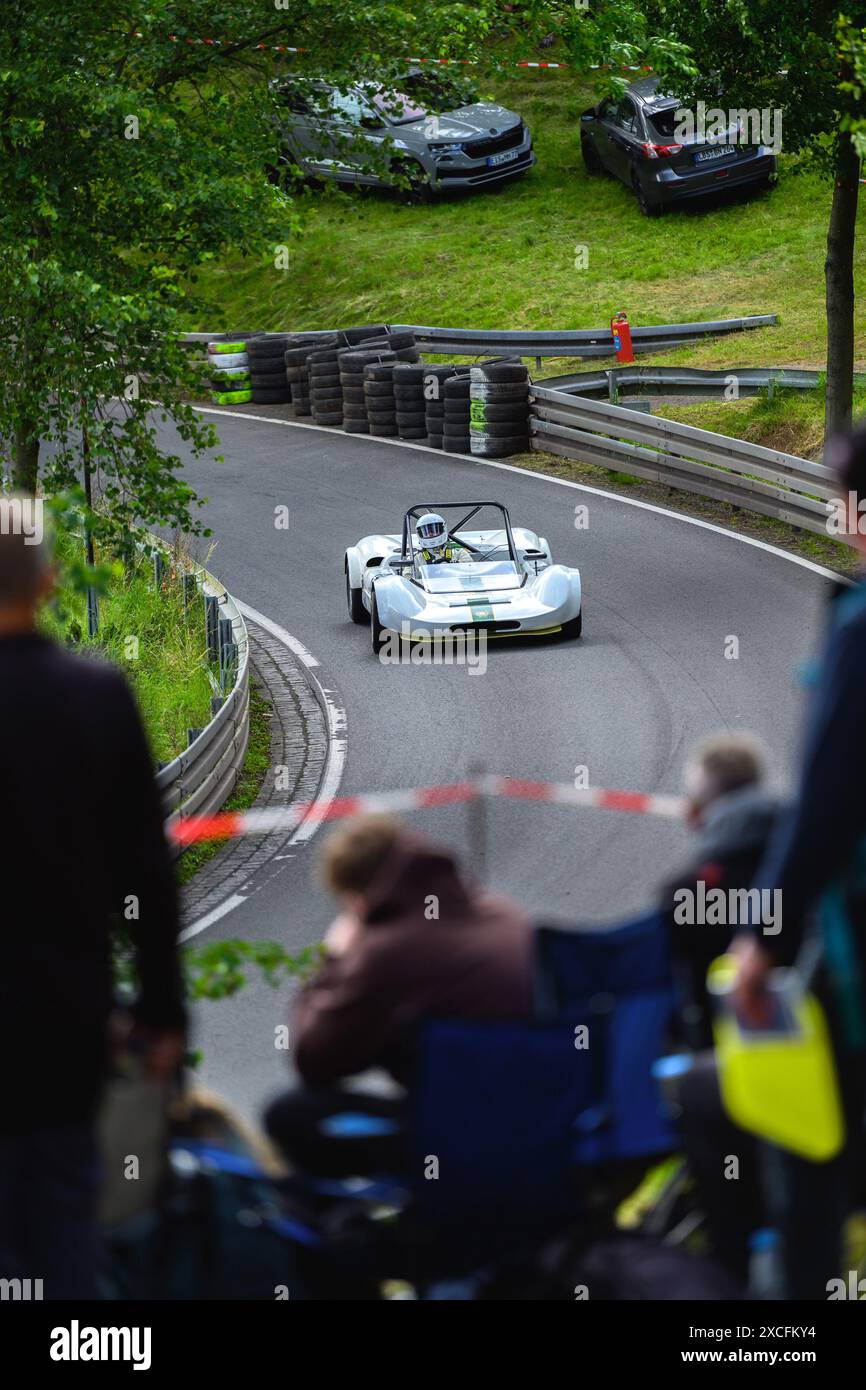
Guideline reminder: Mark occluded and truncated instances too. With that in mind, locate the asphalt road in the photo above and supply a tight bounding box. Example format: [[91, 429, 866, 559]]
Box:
[[159, 410, 835, 1119]]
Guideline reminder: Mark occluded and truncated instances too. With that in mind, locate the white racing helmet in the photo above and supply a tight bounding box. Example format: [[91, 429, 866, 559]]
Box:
[[416, 512, 448, 555]]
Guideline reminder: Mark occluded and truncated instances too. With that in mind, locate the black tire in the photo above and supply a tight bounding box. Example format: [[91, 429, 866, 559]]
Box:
[[250, 372, 288, 388], [341, 324, 389, 345], [313, 412, 343, 426], [469, 433, 529, 457], [369, 424, 399, 437], [346, 569, 367, 623], [292, 402, 312, 417], [308, 349, 340, 366], [633, 174, 664, 218], [251, 389, 291, 403], [370, 587, 385, 653], [311, 392, 343, 409], [395, 411, 427, 428], [581, 136, 603, 175], [442, 437, 471, 453], [471, 419, 530, 438], [341, 387, 367, 404], [444, 382, 471, 400], [310, 372, 341, 390], [426, 434, 444, 449], [364, 380, 396, 396], [343, 419, 370, 433], [425, 402, 446, 417], [470, 363, 528, 384], [382, 331, 416, 350], [560, 610, 583, 640], [393, 363, 427, 384], [368, 411, 397, 426], [342, 404, 368, 420], [398, 427, 428, 440], [365, 369, 398, 386]]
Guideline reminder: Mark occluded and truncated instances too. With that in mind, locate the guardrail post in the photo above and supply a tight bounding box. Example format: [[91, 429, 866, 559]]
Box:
[[210, 695, 224, 718], [608, 372, 618, 405], [205, 594, 220, 661], [183, 573, 197, 616], [187, 728, 202, 746], [86, 587, 99, 638], [767, 378, 775, 402], [153, 552, 165, 588]]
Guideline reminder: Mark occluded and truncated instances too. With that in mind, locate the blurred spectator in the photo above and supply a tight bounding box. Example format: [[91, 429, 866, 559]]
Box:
[[715, 424, 866, 1296], [661, 731, 780, 1048], [265, 813, 531, 1176], [0, 507, 185, 1298]]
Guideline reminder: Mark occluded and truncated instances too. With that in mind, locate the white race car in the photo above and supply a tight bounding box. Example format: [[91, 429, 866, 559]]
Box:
[[344, 501, 583, 652]]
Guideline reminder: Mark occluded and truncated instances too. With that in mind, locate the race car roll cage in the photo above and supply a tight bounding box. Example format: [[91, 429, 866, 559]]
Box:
[[398, 501, 521, 571]]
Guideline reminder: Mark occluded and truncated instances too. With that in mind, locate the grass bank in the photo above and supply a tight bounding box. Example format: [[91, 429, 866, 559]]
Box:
[[41, 534, 213, 764]]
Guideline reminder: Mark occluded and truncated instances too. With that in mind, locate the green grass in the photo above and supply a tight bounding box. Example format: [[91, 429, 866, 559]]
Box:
[[175, 675, 273, 884], [41, 534, 213, 764], [194, 65, 866, 409]]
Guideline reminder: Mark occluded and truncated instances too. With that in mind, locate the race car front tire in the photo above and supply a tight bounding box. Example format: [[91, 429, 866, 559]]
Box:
[[559, 609, 583, 640], [370, 588, 385, 654], [346, 570, 367, 624]]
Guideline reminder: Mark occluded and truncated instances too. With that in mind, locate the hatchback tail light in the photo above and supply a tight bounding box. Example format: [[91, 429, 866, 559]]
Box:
[[642, 142, 683, 158]]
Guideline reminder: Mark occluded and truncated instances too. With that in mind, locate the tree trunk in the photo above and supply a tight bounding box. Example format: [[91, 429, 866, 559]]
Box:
[[12, 416, 40, 493], [824, 129, 861, 441]]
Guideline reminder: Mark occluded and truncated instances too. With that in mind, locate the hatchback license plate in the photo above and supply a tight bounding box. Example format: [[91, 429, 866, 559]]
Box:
[[487, 147, 519, 167], [694, 144, 735, 164]]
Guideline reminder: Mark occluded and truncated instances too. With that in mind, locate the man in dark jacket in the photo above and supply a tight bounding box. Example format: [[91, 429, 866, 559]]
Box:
[[0, 510, 185, 1298], [661, 731, 780, 1049], [265, 813, 532, 1176]]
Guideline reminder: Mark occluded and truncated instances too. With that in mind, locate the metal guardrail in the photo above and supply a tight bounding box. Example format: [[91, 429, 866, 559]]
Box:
[[383, 316, 778, 359], [155, 559, 250, 841], [530, 385, 844, 542], [180, 314, 778, 362], [538, 365, 833, 398]]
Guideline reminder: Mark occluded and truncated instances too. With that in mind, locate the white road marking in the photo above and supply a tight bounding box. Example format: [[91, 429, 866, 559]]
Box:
[[180, 603, 348, 938], [180, 892, 247, 943], [193, 405, 845, 582]]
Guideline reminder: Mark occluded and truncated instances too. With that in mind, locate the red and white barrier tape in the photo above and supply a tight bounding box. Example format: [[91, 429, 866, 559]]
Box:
[[169, 775, 684, 846], [132, 33, 650, 72]]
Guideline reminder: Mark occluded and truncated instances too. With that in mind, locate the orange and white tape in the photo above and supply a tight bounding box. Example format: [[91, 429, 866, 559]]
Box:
[[170, 775, 684, 846]]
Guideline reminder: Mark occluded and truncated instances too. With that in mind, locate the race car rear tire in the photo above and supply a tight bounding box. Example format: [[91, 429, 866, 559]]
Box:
[[346, 570, 367, 624]]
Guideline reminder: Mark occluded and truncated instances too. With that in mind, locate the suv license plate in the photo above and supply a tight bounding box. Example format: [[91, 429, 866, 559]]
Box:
[[487, 148, 519, 167]]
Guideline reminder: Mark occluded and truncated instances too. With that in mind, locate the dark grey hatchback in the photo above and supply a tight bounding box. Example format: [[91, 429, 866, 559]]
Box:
[[580, 78, 777, 216]]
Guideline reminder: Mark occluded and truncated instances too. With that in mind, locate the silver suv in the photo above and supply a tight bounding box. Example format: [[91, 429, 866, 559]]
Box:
[[274, 75, 535, 197]]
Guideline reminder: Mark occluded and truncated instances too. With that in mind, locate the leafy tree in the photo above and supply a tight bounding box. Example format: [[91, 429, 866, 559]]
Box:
[[0, 2, 512, 543]]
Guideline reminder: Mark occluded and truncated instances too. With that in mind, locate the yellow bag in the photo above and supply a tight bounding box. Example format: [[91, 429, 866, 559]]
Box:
[[708, 955, 845, 1162]]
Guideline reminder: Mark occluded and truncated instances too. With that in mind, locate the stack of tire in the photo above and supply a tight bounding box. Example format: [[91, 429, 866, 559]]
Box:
[[469, 360, 531, 458], [392, 363, 432, 441], [247, 334, 293, 405], [339, 348, 395, 435], [442, 368, 474, 454], [207, 335, 260, 405], [284, 332, 340, 418], [422, 365, 467, 450], [338, 332, 419, 436], [308, 325, 391, 428]]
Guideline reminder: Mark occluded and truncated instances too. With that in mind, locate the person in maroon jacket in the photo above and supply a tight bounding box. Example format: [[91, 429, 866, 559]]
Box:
[[265, 813, 532, 1176]]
